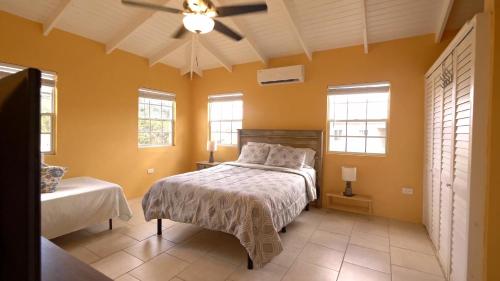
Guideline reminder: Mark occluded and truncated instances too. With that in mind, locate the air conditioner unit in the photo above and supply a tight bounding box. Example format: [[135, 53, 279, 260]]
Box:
[[257, 65, 304, 86]]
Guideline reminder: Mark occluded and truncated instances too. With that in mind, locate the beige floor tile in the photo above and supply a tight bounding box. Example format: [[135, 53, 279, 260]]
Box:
[[337, 262, 391, 281], [85, 221, 127, 235], [125, 235, 176, 261], [390, 231, 435, 255], [294, 208, 326, 225], [85, 232, 139, 257], [65, 245, 101, 264], [317, 219, 354, 236], [352, 221, 389, 238], [121, 222, 167, 241], [286, 220, 317, 237], [349, 231, 389, 252], [282, 260, 339, 281], [170, 278, 185, 281], [162, 223, 203, 243], [51, 229, 95, 248], [129, 253, 189, 281], [389, 220, 427, 236], [391, 265, 445, 281], [207, 235, 247, 266], [114, 273, 140, 281], [310, 230, 349, 252], [90, 251, 143, 279], [280, 231, 310, 250], [344, 245, 391, 273], [270, 245, 302, 268], [177, 255, 238, 281], [390, 247, 443, 277], [297, 243, 344, 271], [167, 236, 215, 263], [228, 262, 288, 281]]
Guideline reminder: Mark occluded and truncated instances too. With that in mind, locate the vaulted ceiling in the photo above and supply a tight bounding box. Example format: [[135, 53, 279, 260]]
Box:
[[0, 0, 483, 76]]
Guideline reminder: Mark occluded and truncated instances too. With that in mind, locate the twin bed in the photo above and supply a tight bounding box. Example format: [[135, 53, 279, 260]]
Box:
[[142, 129, 323, 269]]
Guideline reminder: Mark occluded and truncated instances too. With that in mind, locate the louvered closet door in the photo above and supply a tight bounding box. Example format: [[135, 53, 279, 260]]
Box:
[[423, 71, 436, 230], [430, 66, 443, 248], [438, 54, 455, 277], [449, 31, 473, 281]]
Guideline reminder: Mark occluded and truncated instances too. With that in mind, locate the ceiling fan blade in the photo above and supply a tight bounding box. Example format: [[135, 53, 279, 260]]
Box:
[[216, 3, 267, 17], [172, 25, 189, 39], [214, 20, 243, 41], [122, 0, 183, 14]]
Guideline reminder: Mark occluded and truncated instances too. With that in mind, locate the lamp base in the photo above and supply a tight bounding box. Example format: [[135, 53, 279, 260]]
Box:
[[343, 181, 354, 197], [208, 152, 214, 163]]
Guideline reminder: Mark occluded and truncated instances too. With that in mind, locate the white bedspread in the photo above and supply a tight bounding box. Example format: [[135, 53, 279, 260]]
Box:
[[41, 177, 132, 239]]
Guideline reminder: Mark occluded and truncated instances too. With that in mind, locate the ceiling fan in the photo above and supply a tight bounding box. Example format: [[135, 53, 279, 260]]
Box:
[[122, 0, 268, 41]]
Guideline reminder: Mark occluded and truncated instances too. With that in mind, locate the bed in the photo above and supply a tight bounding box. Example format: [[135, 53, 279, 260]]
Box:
[[142, 129, 323, 268], [41, 177, 133, 239]]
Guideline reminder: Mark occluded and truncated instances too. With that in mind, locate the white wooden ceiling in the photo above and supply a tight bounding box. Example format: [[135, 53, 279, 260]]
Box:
[[0, 0, 483, 75]]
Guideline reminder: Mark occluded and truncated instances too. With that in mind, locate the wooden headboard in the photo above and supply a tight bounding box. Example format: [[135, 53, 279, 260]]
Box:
[[238, 129, 324, 207]]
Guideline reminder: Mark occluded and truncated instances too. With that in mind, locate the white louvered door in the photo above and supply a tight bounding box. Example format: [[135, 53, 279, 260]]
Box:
[[449, 31, 473, 281], [423, 70, 435, 231]]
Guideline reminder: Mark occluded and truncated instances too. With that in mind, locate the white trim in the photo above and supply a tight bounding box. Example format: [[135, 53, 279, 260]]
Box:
[[208, 93, 243, 102], [198, 38, 232, 72], [43, 0, 72, 36], [435, 0, 454, 43], [275, 0, 312, 61], [149, 37, 191, 67], [139, 88, 175, 101]]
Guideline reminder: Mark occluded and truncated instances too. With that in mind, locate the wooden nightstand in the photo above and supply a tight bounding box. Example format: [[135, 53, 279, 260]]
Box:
[[326, 192, 373, 215], [196, 161, 221, 170]]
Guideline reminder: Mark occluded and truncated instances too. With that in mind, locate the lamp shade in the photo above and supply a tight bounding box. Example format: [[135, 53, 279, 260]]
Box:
[[207, 140, 218, 152], [342, 167, 357, 182], [183, 14, 215, 34]]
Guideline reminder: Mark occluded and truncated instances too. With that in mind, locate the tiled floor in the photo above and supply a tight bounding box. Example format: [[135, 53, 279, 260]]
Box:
[[52, 198, 445, 281]]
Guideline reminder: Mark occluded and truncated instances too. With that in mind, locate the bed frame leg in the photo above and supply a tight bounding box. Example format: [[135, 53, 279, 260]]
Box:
[[157, 219, 162, 235], [305, 203, 310, 211], [281, 226, 286, 233], [247, 255, 253, 270], [108, 218, 112, 230]]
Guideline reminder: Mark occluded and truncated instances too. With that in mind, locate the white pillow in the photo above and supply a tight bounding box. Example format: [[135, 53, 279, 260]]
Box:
[[293, 147, 316, 168], [237, 144, 270, 164], [264, 146, 306, 169]]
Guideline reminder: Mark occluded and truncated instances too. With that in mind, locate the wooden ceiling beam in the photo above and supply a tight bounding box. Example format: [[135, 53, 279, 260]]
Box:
[[361, 0, 369, 54], [435, 0, 454, 43], [149, 37, 190, 67], [106, 0, 171, 54], [43, 0, 72, 36], [275, 0, 312, 61], [198, 38, 233, 72]]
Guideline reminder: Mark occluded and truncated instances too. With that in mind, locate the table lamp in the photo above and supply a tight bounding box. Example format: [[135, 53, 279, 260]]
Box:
[[207, 140, 218, 163], [342, 166, 357, 197]]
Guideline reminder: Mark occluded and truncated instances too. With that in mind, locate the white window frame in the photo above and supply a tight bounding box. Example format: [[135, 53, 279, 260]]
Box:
[[138, 88, 175, 148], [327, 82, 390, 155], [0, 62, 57, 154], [208, 93, 243, 146]]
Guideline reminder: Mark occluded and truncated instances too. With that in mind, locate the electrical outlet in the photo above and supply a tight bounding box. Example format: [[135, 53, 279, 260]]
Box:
[[402, 187, 414, 195], [147, 168, 155, 174]]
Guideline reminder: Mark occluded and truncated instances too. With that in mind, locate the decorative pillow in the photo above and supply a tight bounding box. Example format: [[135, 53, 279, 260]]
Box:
[[41, 165, 67, 193], [290, 147, 316, 168], [237, 144, 270, 164], [264, 146, 306, 169]]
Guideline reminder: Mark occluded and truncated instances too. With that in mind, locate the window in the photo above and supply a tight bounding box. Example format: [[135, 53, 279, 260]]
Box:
[[0, 63, 57, 153], [138, 88, 175, 147], [208, 93, 243, 145], [327, 82, 390, 155]]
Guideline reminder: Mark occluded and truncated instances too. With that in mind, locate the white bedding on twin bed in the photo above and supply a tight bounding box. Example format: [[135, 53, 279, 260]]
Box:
[[41, 177, 132, 239]]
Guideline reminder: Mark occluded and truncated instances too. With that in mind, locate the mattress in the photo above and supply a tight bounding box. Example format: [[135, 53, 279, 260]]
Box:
[[41, 177, 132, 239]]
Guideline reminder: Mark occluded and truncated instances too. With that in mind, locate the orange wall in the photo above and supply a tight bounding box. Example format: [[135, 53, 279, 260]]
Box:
[[191, 34, 452, 223], [0, 11, 193, 199]]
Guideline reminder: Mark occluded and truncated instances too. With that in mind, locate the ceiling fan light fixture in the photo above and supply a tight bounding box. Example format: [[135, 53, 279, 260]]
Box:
[[183, 14, 215, 34]]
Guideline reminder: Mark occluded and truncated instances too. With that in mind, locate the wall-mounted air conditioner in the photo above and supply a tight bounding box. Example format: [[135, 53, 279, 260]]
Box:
[[257, 65, 304, 86]]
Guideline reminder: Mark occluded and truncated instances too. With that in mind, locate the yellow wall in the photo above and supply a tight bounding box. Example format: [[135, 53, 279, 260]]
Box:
[[0, 11, 193, 199], [191, 34, 452, 223], [485, 0, 500, 280]]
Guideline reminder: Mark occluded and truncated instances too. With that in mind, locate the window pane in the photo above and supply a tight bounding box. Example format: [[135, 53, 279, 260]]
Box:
[[347, 102, 366, 120], [139, 133, 150, 146], [221, 102, 232, 120], [149, 98, 161, 105], [366, 138, 386, 154], [346, 137, 365, 153], [41, 115, 52, 133], [151, 132, 165, 145], [329, 137, 346, 152], [210, 103, 222, 121], [211, 122, 220, 134], [220, 132, 231, 145], [232, 101, 243, 119], [41, 92, 53, 113], [232, 133, 238, 145], [150, 104, 161, 119], [162, 106, 172, 120], [334, 103, 347, 120], [151, 120, 162, 132], [367, 101, 388, 119], [138, 119, 150, 132], [41, 134, 51, 152], [347, 122, 366, 136], [220, 121, 232, 132], [139, 103, 149, 119], [232, 121, 242, 132], [367, 121, 386, 137], [330, 122, 346, 137], [162, 121, 171, 132], [211, 132, 220, 143]]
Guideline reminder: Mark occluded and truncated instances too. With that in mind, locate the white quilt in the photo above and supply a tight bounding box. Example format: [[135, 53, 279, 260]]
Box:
[[41, 177, 132, 239]]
